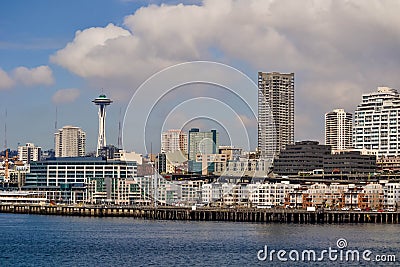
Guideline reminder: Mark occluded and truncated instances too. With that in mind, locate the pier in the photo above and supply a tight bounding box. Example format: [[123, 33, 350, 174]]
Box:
[[1, 204, 400, 224]]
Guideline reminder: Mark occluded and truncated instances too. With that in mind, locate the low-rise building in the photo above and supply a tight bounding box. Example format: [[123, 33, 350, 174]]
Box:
[[24, 157, 137, 204], [383, 182, 400, 209]]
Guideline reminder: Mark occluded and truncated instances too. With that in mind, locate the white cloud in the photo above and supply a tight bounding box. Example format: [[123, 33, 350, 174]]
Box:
[[50, 0, 400, 140], [52, 88, 80, 104], [13, 65, 54, 86], [0, 68, 15, 90]]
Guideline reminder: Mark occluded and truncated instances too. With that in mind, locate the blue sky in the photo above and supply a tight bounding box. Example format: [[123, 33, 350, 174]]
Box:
[[0, 0, 142, 151], [1, 0, 400, 153]]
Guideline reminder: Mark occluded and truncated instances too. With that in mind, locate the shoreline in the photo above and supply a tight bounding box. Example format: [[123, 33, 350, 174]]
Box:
[[1, 204, 399, 224]]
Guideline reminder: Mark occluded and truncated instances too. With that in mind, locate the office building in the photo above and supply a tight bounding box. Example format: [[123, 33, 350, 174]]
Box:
[[353, 87, 400, 156], [258, 72, 294, 158], [325, 109, 353, 150], [273, 141, 376, 176], [188, 128, 219, 173], [161, 129, 188, 154], [24, 157, 137, 204], [54, 126, 86, 157], [273, 141, 331, 175], [17, 143, 41, 163]]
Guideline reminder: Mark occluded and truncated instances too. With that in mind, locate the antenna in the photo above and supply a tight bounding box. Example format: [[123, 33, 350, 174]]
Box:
[[4, 108, 7, 149], [55, 106, 58, 130], [117, 107, 122, 149], [4, 109, 9, 182]]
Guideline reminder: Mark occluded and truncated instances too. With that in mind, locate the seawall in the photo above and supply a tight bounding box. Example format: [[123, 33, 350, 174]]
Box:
[[0, 204, 399, 224]]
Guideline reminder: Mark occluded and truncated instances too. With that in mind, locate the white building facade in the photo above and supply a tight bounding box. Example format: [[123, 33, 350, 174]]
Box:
[[17, 143, 41, 163], [55, 125, 86, 157], [258, 72, 294, 158], [325, 109, 353, 150], [161, 129, 188, 154], [353, 87, 400, 157]]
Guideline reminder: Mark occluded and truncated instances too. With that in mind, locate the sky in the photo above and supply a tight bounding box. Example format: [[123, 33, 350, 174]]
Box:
[[1, 0, 400, 154]]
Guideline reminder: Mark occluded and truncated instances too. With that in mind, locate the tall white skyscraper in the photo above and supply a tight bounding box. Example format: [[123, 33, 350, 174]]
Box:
[[325, 109, 353, 150], [353, 86, 400, 156], [55, 126, 86, 157], [161, 129, 188, 154], [258, 72, 294, 158], [17, 143, 41, 163]]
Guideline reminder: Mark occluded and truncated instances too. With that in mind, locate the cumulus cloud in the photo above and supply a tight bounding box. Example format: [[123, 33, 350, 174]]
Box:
[[0, 68, 15, 90], [52, 88, 81, 104], [13, 65, 54, 86], [50, 0, 400, 142]]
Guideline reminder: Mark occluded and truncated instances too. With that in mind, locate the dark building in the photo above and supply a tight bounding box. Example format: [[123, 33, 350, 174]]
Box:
[[98, 145, 120, 159], [273, 141, 331, 175], [324, 151, 376, 174], [157, 153, 167, 174], [273, 141, 376, 176]]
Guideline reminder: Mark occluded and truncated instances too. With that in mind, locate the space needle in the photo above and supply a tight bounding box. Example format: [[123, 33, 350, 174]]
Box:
[[93, 94, 113, 156]]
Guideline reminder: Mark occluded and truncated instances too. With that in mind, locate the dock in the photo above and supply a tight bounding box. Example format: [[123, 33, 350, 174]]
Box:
[[0, 204, 399, 224]]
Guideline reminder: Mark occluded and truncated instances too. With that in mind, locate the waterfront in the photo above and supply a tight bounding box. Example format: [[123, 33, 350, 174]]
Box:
[[0, 213, 399, 266]]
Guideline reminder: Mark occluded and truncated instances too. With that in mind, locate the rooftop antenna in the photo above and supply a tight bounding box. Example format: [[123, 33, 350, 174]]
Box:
[[55, 106, 58, 130], [117, 107, 122, 149], [4, 108, 7, 150], [4, 109, 9, 182]]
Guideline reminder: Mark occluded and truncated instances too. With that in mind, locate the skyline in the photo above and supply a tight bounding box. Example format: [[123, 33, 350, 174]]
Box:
[[1, 0, 400, 153]]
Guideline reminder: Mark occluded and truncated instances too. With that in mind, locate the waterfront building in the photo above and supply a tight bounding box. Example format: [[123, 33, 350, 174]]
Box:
[[196, 153, 227, 175], [175, 180, 204, 205], [343, 185, 364, 209], [248, 182, 294, 208], [273, 141, 331, 175], [93, 94, 113, 157], [17, 143, 41, 163], [324, 150, 376, 175], [202, 183, 235, 204], [383, 182, 400, 209], [215, 158, 271, 177], [134, 174, 170, 205], [376, 156, 400, 173], [357, 183, 384, 210], [325, 109, 353, 150], [188, 128, 219, 173], [258, 72, 294, 158], [353, 86, 400, 156], [273, 141, 376, 176], [287, 185, 310, 209], [54, 126, 86, 157], [161, 129, 188, 154], [24, 157, 137, 204]]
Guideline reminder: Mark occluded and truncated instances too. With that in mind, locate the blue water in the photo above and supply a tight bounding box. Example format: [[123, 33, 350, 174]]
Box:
[[0, 213, 399, 266]]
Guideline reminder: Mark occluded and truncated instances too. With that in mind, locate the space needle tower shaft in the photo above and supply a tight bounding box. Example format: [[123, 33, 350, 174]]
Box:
[[92, 94, 113, 156]]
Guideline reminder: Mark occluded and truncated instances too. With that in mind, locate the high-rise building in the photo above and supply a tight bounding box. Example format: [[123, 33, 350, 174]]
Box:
[[161, 129, 188, 154], [93, 94, 112, 156], [188, 128, 219, 173], [55, 126, 86, 157], [258, 72, 294, 158], [17, 143, 41, 163], [325, 109, 353, 150], [353, 87, 400, 156]]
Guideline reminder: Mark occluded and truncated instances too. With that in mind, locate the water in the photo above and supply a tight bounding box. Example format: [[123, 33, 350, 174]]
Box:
[[0, 213, 399, 266]]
